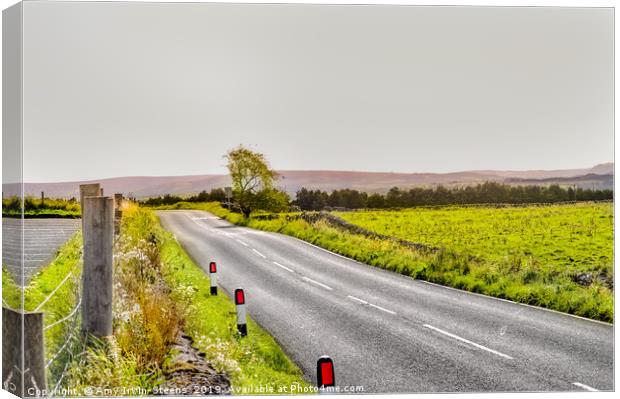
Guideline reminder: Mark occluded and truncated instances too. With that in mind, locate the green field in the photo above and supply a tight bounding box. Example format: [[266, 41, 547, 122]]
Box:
[[335, 203, 613, 278], [2, 196, 81, 218]]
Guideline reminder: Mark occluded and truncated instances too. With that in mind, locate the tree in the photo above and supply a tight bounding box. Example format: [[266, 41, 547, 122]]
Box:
[[294, 188, 328, 211], [225, 145, 288, 216]]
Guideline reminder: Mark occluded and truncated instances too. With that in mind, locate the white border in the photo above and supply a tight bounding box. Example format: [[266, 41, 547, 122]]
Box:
[[0, 1, 616, 399]]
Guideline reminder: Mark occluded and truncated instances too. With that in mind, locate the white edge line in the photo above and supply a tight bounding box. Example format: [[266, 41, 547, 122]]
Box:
[[423, 324, 513, 360], [272, 261, 294, 273], [237, 239, 249, 247], [572, 382, 599, 392], [368, 303, 397, 315], [251, 248, 267, 258], [302, 276, 333, 291]]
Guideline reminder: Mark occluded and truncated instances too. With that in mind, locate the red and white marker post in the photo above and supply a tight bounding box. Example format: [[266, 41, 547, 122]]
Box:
[[209, 262, 218, 295], [317, 356, 335, 392], [235, 288, 247, 336]]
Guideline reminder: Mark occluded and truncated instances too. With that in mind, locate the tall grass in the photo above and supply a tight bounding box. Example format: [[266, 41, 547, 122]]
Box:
[[65, 204, 179, 393]]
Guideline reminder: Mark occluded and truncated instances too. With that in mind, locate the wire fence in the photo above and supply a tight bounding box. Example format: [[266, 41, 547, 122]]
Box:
[[1, 270, 83, 395], [2, 185, 119, 395], [42, 274, 84, 394], [0, 266, 85, 393]]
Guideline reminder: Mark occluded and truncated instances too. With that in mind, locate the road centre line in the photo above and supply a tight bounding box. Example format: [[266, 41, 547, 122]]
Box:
[[302, 276, 333, 291], [572, 382, 598, 392], [347, 295, 368, 305], [272, 261, 294, 273], [347, 295, 396, 315], [236, 239, 249, 247], [422, 324, 513, 360], [252, 248, 267, 258], [368, 303, 397, 315]]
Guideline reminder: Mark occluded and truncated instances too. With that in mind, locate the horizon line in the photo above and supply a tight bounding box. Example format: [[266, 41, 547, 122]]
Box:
[[8, 161, 613, 185]]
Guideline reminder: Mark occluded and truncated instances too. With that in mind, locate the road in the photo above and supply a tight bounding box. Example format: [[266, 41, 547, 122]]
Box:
[[158, 210, 613, 393], [2, 218, 81, 285]]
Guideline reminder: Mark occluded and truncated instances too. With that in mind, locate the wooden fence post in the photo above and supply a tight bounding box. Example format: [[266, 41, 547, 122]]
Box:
[[79, 184, 100, 217], [114, 194, 123, 235], [81, 196, 114, 337], [2, 308, 46, 397]]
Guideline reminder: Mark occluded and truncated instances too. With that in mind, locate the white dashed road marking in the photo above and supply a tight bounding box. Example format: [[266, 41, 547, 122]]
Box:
[[302, 277, 333, 291], [347, 295, 368, 305], [423, 324, 513, 360], [252, 248, 267, 259], [236, 239, 249, 247], [347, 295, 396, 314], [273, 261, 294, 273], [368, 303, 397, 315], [572, 382, 598, 392]]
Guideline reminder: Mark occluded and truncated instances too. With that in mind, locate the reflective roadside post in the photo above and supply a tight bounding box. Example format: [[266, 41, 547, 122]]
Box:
[[209, 261, 218, 295], [235, 288, 247, 336], [317, 356, 335, 393]]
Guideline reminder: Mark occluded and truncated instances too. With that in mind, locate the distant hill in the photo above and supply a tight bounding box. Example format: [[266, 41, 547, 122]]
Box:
[[5, 163, 613, 199], [505, 173, 613, 190]]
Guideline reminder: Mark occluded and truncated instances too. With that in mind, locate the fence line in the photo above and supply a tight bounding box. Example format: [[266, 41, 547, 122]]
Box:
[[33, 269, 75, 312], [2, 297, 17, 311], [50, 306, 85, 396], [43, 294, 82, 332], [45, 303, 81, 371], [2, 183, 113, 395]]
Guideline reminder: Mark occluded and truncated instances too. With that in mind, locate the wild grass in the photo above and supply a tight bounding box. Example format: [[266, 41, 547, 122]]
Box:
[[180, 202, 613, 323], [65, 203, 179, 393]]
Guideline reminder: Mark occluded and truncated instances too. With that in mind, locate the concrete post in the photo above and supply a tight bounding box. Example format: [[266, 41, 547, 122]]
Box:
[[81, 196, 114, 337], [2, 308, 46, 397], [40, 191, 44, 202]]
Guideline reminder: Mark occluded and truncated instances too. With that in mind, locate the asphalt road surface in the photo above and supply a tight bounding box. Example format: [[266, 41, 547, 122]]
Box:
[[2, 218, 80, 285], [158, 210, 613, 393]]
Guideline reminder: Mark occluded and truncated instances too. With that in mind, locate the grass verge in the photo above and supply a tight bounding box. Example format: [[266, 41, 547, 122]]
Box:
[[154, 201, 613, 323]]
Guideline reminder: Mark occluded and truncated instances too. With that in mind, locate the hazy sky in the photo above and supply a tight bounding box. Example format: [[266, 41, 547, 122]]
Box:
[[19, 2, 613, 182]]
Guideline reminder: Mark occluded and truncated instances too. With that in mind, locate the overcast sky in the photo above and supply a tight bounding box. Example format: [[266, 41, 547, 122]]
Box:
[[18, 2, 614, 182]]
